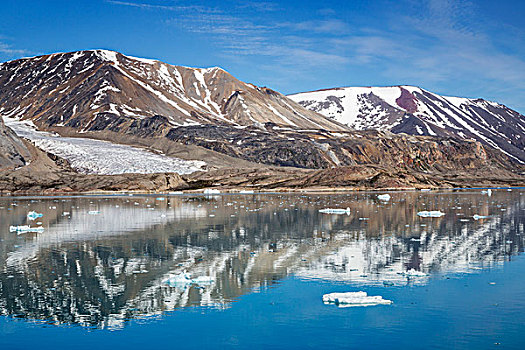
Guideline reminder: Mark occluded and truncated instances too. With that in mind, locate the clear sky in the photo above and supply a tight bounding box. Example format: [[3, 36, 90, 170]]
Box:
[[0, 0, 524, 113]]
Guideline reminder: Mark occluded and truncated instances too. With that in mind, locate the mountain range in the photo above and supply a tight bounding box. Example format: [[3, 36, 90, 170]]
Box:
[[289, 86, 525, 163], [0, 50, 523, 193]]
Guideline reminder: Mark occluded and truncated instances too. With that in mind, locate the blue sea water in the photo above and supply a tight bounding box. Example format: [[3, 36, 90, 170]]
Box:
[[0, 191, 523, 349]]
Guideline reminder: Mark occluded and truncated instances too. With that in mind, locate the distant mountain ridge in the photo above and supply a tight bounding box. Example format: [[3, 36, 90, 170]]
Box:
[[289, 86, 525, 162]]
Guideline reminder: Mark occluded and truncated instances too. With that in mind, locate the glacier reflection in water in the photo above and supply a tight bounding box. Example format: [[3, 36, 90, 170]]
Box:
[[0, 191, 523, 329]]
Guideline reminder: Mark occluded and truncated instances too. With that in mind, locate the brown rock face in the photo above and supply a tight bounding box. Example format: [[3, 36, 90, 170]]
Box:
[[396, 87, 418, 113], [0, 117, 31, 170]]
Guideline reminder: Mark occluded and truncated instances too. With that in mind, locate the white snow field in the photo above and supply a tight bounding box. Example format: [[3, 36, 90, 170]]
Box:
[[3, 117, 206, 175]]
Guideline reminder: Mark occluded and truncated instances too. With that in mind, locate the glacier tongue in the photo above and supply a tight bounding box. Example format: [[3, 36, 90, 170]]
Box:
[[3, 117, 206, 175]]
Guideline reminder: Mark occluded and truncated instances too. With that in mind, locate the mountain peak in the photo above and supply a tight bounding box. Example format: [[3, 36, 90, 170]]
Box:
[[0, 49, 347, 135], [289, 85, 525, 162]]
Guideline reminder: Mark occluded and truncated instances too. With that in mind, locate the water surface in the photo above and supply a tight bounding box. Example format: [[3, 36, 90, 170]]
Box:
[[0, 191, 523, 349]]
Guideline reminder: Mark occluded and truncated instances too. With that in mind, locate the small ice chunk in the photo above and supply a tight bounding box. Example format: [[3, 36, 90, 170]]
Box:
[[9, 225, 45, 234], [319, 207, 350, 214], [163, 273, 214, 286], [417, 210, 445, 217], [400, 268, 428, 277], [163, 272, 192, 285], [377, 194, 391, 201], [192, 275, 214, 285], [323, 291, 392, 307], [27, 211, 43, 220], [420, 189, 431, 192]]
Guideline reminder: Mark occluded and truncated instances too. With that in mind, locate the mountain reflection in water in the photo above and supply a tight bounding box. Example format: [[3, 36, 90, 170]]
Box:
[[0, 191, 523, 329]]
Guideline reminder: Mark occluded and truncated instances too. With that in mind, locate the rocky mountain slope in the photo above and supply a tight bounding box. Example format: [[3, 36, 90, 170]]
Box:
[[289, 86, 525, 163], [0, 50, 345, 134]]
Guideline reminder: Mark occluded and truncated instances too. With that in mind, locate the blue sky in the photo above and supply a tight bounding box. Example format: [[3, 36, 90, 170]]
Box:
[[0, 0, 524, 113]]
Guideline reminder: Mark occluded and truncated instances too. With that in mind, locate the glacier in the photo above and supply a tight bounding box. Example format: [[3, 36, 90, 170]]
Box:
[[3, 117, 206, 175]]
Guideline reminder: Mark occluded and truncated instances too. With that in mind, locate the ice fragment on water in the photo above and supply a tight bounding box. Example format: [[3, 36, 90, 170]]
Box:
[[417, 210, 445, 217], [319, 207, 350, 214], [27, 211, 43, 220], [377, 194, 391, 201], [323, 291, 393, 307]]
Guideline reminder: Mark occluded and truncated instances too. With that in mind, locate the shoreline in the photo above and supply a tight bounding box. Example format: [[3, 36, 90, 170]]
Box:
[[1, 184, 522, 198]]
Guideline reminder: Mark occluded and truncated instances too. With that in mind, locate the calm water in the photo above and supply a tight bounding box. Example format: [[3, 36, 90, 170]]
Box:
[[0, 191, 524, 349]]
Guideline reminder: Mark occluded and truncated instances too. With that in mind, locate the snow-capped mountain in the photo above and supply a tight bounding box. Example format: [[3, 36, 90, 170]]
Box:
[[0, 50, 346, 133], [289, 86, 525, 162]]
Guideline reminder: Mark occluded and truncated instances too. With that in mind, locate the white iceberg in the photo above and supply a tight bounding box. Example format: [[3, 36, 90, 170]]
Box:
[[400, 268, 428, 277], [417, 210, 445, 217], [319, 207, 350, 215], [192, 275, 214, 284], [9, 225, 45, 234], [377, 194, 391, 201], [163, 273, 215, 286], [26, 211, 43, 221], [203, 189, 221, 195], [323, 291, 392, 307]]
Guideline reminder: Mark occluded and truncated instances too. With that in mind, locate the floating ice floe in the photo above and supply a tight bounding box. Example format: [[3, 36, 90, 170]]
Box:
[[203, 189, 221, 195], [399, 268, 428, 277], [323, 291, 393, 307], [420, 189, 431, 192], [417, 210, 445, 217], [473, 214, 490, 220], [26, 211, 43, 221], [163, 273, 215, 286], [377, 194, 391, 201], [481, 189, 492, 196], [9, 225, 45, 234], [319, 207, 350, 215]]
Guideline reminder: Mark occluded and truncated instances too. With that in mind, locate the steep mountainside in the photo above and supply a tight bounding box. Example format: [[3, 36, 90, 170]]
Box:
[[289, 86, 525, 162], [0, 50, 346, 133]]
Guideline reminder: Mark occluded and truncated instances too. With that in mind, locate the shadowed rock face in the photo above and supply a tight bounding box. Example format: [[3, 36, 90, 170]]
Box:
[[289, 86, 525, 163], [0, 117, 30, 170]]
